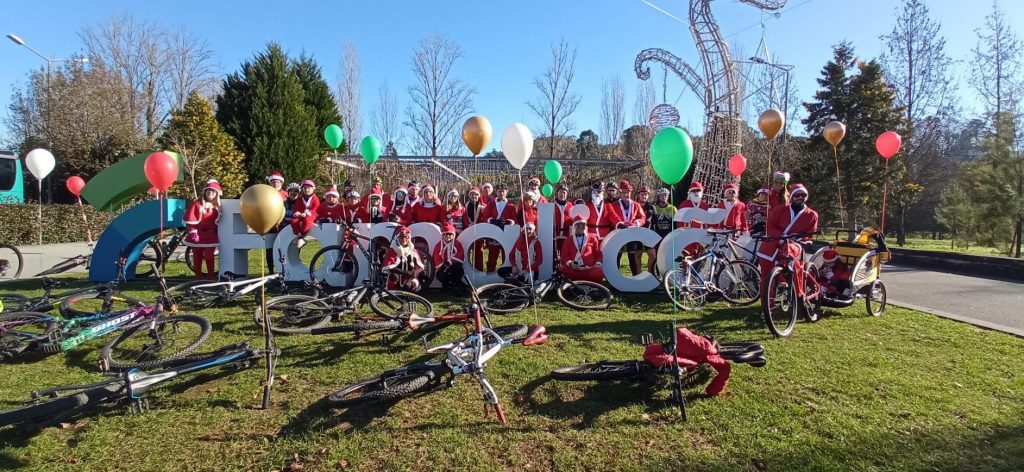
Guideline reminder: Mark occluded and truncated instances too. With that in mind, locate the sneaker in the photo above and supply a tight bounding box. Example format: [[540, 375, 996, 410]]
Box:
[[296, 237, 307, 249]]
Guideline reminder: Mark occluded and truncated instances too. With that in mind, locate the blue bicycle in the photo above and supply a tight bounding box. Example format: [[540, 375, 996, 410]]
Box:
[[662, 231, 761, 310]]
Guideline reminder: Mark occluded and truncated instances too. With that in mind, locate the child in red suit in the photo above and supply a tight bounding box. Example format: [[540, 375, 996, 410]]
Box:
[[518, 191, 539, 227], [499, 223, 543, 283], [317, 186, 345, 223], [480, 183, 518, 272], [184, 180, 222, 280], [410, 185, 444, 225], [355, 192, 389, 224], [433, 222, 465, 288], [560, 218, 605, 283], [291, 180, 319, 248], [642, 327, 732, 396], [463, 187, 487, 271], [383, 226, 424, 292], [444, 189, 466, 232], [818, 249, 852, 297]]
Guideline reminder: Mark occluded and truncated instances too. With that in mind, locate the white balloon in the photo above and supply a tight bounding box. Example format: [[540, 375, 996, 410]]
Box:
[[25, 148, 55, 180], [500, 123, 533, 170]]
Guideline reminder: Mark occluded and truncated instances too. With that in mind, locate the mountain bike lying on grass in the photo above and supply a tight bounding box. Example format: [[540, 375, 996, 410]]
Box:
[[551, 324, 765, 420], [167, 272, 299, 310], [1, 258, 139, 316], [0, 340, 276, 429], [474, 268, 613, 313], [327, 301, 549, 424]]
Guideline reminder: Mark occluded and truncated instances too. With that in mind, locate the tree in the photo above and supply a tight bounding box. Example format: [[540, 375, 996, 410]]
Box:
[[216, 43, 323, 183], [337, 41, 362, 154], [964, 112, 1024, 256], [970, 1, 1023, 130], [600, 76, 626, 146], [576, 130, 600, 158], [881, 0, 959, 245], [404, 34, 475, 157], [160, 92, 246, 199], [934, 182, 976, 249], [621, 125, 653, 160], [293, 53, 342, 148], [633, 79, 656, 126], [370, 81, 401, 154], [527, 39, 581, 159]]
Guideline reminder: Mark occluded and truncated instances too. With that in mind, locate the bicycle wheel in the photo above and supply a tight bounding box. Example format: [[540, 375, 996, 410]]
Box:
[[415, 248, 435, 289], [309, 245, 360, 289], [0, 244, 23, 281], [717, 260, 761, 306], [557, 281, 614, 310], [0, 383, 121, 428], [58, 290, 146, 318], [0, 294, 30, 312], [801, 266, 822, 323], [101, 314, 212, 371], [368, 290, 434, 318], [475, 283, 531, 313], [762, 267, 798, 337], [183, 246, 195, 274], [327, 363, 445, 407], [134, 239, 163, 278], [663, 268, 706, 311], [551, 361, 644, 381], [866, 280, 887, 316], [167, 280, 226, 310], [0, 312, 56, 359], [253, 294, 332, 335]]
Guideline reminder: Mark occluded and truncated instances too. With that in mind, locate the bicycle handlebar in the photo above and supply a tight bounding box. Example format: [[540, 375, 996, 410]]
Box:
[[760, 231, 821, 242]]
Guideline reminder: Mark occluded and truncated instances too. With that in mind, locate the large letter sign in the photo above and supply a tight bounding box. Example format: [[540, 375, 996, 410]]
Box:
[[600, 227, 663, 292]]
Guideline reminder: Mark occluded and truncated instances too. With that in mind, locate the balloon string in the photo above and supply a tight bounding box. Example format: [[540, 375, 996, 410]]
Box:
[[517, 169, 539, 326], [880, 159, 889, 234], [37, 180, 43, 245], [78, 197, 93, 246], [832, 146, 846, 228]]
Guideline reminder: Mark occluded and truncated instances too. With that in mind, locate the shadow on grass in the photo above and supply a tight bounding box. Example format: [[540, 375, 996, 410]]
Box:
[[276, 396, 400, 440]]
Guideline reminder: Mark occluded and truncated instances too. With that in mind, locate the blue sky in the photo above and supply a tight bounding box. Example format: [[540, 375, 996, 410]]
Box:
[[2, 0, 1023, 151]]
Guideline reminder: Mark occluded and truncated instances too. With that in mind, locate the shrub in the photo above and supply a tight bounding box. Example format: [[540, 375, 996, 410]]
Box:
[[0, 203, 113, 245]]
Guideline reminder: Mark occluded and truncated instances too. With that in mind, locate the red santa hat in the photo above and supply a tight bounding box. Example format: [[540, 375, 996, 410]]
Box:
[[468, 186, 481, 196], [482, 182, 493, 190], [203, 179, 222, 196], [446, 188, 460, 199], [368, 191, 381, 200], [822, 249, 839, 263], [325, 185, 340, 198], [723, 183, 739, 194], [528, 176, 541, 186], [619, 180, 633, 192], [394, 185, 408, 195], [420, 184, 435, 194], [440, 222, 457, 234], [571, 216, 588, 227], [638, 185, 651, 193], [688, 181, 704, 193], [773, 171, 791, 183], [266, 171, 284, 183], [757, 185, 770, 195], [396, 225, 412, 236], [523, 222, 537, 232], [790, 184, 809, 199], [301, 179, 316, 189]]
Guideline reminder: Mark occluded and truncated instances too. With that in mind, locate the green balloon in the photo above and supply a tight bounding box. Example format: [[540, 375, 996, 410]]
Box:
[[649, 127, 694, 185], [360, 135, 382, 165], [543, 160, 563, 184], [324, 124, 344, 149], [541, 183, 554, 199]]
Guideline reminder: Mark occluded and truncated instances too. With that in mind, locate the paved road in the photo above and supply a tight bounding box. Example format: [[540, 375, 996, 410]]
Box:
[[885, 264, 1024, 337]]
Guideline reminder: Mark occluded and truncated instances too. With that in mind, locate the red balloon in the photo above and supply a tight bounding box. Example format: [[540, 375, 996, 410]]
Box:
[[143, 151, 179, 191], [876, 131, 902, 159], [66, 176, 86, 197], [727, 153, 747, 178]]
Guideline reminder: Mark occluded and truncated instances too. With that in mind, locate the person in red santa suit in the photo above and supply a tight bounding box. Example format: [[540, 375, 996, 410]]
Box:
[[355, 191, 389, 224], [675, 181, 710, 228], [715, 183, 749, 235], [291, 180, 320, 249], [462, 187, 488, 271], [585, 182, 623, 240], [389, 186, 413, 225], [551, 184, 573, 266], [184, 180, 222, 280], [406, 180, 422, 207], [746, 185, 770, 235], [614, 180, 648, 276], [433, 222, 466, 289], [410, 185, 444, 225], [480, 182, 495, 206], [267, 171, 287, 200], [525, 176, 548, 203], [817, 248, 852, 297], [480, 183, 518, 272], [341, 190, 361, 225], [641, 327, 732, 397], [518, 191, 540, 227], [499, 223, 543, 283], [316, 186, 346, 224], [757, 183, 818, 297], [767, 171, 790, 212], [560, 218, 605, 283], [443, 189, 466, 233], [382, 226, 425, 292]]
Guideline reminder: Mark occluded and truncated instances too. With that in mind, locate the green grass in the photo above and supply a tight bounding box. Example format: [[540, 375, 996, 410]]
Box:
[[899, 237, 1007, 256], [0, 264, 1022, 471]]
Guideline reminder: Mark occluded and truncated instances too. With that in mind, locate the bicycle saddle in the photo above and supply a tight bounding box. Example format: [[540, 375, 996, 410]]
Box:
[[41, 277, 61, 289]]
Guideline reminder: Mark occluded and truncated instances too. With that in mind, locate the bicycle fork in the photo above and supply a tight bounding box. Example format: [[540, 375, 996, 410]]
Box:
[[476, 371, 506, 424]]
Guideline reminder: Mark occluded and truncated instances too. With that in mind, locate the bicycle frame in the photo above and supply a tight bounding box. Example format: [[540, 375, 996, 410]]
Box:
[[46, 305, 157, 352], [187, 273, 284, 299]]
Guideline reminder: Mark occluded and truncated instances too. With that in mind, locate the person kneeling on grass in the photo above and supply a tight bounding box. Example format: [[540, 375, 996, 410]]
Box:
[[184, 180, 222, 280], [433, 222, 466, 288], [642, 326, 731, 397], [498, 222, 542, 284], [383, 226, 424, 292]]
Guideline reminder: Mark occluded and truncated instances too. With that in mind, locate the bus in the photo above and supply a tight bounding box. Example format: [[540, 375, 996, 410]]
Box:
[[0, 151, 24, 204]]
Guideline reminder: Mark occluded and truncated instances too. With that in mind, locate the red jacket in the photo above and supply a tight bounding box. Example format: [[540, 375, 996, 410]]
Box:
[[768, 190, 787, 212], [463, 201, 487, 229], [317, 203, 346, 223], [510, 235, 543, 272], [615, 199, 646, 228], [481, 199, 518, 226], [278, 189, 288, 200], [293, 195, 320, 221], [389, 201, 413, 225], [757, 204, 819, 261], [183, 200, 219, 247], [560, 232, 602, 268], [383, 245, 424, 271], [432, 239, 465, 266], [518, 204, 539, 227], [715, 200, 748, 233], [411, 201, 445, 225], [585, 199, 623, 239], [355, 205, 390, 224], [445, 205, 467, 232], [552, 200, 573, 238]]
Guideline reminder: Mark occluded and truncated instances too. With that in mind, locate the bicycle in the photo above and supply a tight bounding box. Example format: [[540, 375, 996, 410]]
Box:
[[326, 301, 549, 424], [2, 258, 140, 317], [34, 252, 91, 277], [760, 232, 823, 337], [0, 243, 23, 281], [307, 223, 435, 290], [137, 228, 195, 278], [474, 268, 614, 313], [0, 340, 275, 428], [550, 323, 766, 420], [0, 265, 211, 370], [662, 230, 761, 311], [167, 272, 292, 310]]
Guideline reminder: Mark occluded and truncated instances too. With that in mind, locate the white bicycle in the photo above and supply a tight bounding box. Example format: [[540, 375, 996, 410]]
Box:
[[167, 273, 295, 309]]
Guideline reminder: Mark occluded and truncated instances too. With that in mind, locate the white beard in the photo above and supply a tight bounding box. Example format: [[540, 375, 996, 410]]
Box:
[[689, 193, 703, 205], [724, 200, 735, 211], [592, 194, 603, 204]]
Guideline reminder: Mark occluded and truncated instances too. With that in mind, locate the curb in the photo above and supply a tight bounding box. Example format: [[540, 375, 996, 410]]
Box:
[[888, 298, 1024, 338]]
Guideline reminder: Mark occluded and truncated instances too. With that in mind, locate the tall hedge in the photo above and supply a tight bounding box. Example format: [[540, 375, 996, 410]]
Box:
[[0, 204, 112, 245]]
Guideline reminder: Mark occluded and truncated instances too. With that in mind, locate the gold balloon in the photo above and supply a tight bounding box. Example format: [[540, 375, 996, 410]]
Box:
[[758, 109, 785, 140], [240, 184, 285, 235], [823, 121, 847, 147], [461, 115, 493, 156]]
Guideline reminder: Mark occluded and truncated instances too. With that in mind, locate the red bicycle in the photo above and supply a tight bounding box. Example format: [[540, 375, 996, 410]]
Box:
[[760, 232, 822, 337]]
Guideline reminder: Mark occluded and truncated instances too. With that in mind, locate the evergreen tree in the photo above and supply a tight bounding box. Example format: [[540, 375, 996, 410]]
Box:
[[160, 92, 246, 198], [934, 182, 976, 250], [294, 54, 343, 151], [964, 112, 1024, 256]]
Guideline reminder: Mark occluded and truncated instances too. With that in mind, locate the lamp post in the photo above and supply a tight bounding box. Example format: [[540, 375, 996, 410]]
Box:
[[7, 34, 88, 205]]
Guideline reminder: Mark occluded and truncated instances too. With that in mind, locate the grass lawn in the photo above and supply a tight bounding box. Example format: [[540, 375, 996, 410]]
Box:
[[899, 237, 1008, 257], [0, 261, 1022, 471]]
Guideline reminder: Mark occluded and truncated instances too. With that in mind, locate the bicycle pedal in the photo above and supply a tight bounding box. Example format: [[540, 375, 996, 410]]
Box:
[[39, 343, 62, 354]]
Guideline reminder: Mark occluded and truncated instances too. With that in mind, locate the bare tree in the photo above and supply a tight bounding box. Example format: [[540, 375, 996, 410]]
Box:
[[970, 1, 1023, 126], [369, 80, 401, 154], [164, 30, 219, 111], [881, 0, 959, 245], [527, 39, 581, 158], [599, 76, 626, 147], [404, 34, 475, 157], [337, 41, 362, 152], [633, 79, 656, 126]]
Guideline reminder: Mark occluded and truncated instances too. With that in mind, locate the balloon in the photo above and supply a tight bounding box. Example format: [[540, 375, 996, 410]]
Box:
[[360, 135, 382, 165], [876, 131, 902, 159], [461, 116, 492, 155], [66, 176, 86, 197], [324, 124, 344, 150], [541, 183, 553, 199], [143, 151, 179, 192], [501, 123, 533, 170], [727, 154, 747, 178], [24, 148, 55, 180], [649, 127, 694, 185], [240, 184, 286, 235], [758, 109, 785, 140], [543, 160, 563, 184], [823, 121, 847, 147]]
